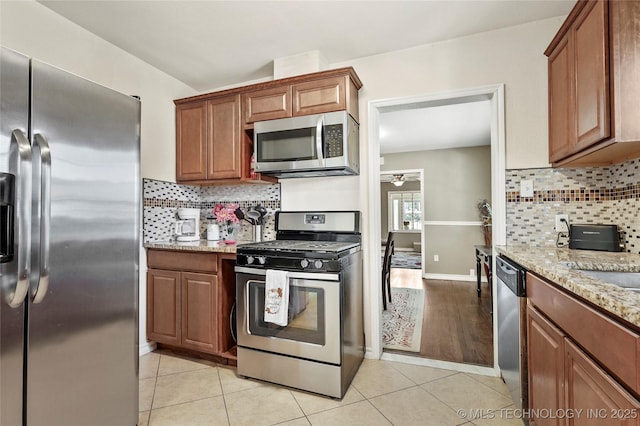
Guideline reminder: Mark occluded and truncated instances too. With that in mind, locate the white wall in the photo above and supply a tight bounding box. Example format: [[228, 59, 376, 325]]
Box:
[[1, 1, 197, 354], [280, 17, 563, 354], [0, 1, 196, 182]]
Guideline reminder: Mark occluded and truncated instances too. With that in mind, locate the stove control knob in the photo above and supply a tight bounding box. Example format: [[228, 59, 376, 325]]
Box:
[[300, 259, 309, 268], [246, 256, 255, 265], [258, 256, 266, 265], [314, 260, 323, 269]]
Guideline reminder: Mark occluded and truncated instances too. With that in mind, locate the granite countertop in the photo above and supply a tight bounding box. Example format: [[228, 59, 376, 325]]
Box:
[[496, 245, 640, 329], [144, 239, 255, 254]]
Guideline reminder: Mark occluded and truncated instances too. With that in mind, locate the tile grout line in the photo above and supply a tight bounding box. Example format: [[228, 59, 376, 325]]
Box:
[[217, 367, 234, 426]]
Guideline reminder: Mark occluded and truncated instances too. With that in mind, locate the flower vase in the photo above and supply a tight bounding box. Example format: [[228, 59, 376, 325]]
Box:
[[222, 223, 238, 244]]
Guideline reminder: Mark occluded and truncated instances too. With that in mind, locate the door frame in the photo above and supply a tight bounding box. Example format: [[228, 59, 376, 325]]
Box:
[[367, 84, 506, 374]]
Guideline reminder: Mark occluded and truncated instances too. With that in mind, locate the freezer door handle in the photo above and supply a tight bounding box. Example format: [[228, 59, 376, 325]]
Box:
[[7, 129, 32, 308], [32, 133, 51, 304], [0, 172, 15, 263]]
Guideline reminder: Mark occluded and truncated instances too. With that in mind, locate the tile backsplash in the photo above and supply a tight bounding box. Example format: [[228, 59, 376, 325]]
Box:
[[506, 158, 639, 253], [143, 179, 281, 243]]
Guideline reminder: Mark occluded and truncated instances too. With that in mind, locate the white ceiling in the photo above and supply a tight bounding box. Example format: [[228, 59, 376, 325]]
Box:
[[39, 0, 574, 93], [379, 99, 491, 154], [38, 0, 574, 155]]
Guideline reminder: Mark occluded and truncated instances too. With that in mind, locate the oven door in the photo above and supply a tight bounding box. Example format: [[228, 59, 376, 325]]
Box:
[[253, 114, 324, 173], [235, 268, 341, 365]]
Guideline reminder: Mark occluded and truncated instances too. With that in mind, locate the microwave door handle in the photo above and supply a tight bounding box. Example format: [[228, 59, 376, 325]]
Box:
[[316, 116, 324, 162]]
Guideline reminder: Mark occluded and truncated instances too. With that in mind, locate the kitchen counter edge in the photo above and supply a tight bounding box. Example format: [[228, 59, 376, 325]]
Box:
[[495, 246, 640, 329], [144, 240, 253, 254]]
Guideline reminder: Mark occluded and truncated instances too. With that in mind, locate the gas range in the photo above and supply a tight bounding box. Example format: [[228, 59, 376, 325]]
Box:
[[235, 211, 361, 273], [234, 210, 364, 398], [238, 240, 360, 253]]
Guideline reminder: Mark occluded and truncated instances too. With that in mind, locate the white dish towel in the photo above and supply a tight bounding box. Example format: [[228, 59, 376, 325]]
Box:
[[264, 269, 290, 326]]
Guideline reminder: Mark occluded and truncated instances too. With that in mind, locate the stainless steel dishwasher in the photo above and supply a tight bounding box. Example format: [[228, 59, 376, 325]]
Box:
[[496, 255, 528, 411]]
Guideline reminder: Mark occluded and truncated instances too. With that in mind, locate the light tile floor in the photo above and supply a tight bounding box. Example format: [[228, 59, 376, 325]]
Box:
[[139, 350, 524, 426]]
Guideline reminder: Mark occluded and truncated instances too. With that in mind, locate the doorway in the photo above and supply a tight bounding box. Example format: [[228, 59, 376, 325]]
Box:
[[368, 84, 505, 375], [380, 169, 424, 273]]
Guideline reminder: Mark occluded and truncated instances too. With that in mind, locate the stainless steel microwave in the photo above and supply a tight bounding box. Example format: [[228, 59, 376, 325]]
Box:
[[253, 111, 359, 178]]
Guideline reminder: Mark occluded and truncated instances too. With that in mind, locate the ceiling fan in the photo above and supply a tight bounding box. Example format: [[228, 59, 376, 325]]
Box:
[[391, 174, 406, 187]]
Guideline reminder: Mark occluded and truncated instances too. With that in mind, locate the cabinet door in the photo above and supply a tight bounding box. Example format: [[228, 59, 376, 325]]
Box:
[[573, 0, 610, 151], [565, 339, 640, 426], [527, 304, 566, 426], [181, 272, 220, 354], [176, 101, 207, 181], [548, 35, 575, 163], [207, 95, 242, 180], [292, 76, 345, 117], [147, 269, 182, 346], [243, 86, 291, 123]]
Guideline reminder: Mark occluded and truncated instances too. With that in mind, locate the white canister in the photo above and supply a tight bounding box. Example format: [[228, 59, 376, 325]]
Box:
[[207, 223, 220, 241]]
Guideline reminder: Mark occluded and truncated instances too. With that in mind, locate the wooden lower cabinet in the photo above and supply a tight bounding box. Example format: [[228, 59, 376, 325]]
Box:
[[146, 250, 235, 360], [147, 269, 181, 346], [181, 272, 220, 353], [527, 273, 640, 425], [565, 339, 640, 426], [527, 304, 565, 426]]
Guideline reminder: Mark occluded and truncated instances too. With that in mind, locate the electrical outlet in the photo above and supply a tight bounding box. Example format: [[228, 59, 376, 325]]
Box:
[[433, 255, 439, 262], [520, 180, 534, 197], [555, 214, 569, 232], [470, 268, 475, 276]]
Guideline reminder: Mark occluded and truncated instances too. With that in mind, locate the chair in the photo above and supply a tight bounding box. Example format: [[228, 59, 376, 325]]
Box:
[[381, 232, 395, 310]]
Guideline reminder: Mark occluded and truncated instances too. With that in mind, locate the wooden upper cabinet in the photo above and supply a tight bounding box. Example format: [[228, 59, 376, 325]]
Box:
[[241, 68, 362, 125], [175, 67, 361, 183], [175, 95, 258, 184], [292, 76, 345, 117], [243, 86, 291, 123], [548, 35, 575, 163], [176, 101, 207, 181], [573, 0, 610, 151], [207, 95, 241, 180], [546, 0, 640, 167]]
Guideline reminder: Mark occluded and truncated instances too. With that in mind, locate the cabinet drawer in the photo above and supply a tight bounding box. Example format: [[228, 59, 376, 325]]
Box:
[[147, 249, 218, 273], [527, 273, 640, 395]]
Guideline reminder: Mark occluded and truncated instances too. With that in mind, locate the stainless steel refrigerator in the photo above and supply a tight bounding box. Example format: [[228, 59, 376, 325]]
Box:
[[0, 47, 140, 425]]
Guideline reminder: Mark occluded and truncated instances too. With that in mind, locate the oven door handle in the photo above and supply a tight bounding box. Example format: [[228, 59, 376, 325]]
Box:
[[235, 266, 339, 281]]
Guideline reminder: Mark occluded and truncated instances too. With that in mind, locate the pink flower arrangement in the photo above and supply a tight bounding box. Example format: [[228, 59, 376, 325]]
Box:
[[213, 203, 240, 226]]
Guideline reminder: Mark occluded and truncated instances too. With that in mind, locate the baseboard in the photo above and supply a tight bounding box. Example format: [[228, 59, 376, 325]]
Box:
[[139, 341, 157, 356], [423, 273, 487, 283], [381, 352, 499, 377], [393, 247, 416, 252], [365, 347, 379, 359]]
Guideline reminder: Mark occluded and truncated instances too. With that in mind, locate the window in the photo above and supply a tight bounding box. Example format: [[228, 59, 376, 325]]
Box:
[[388, 191, 422, 232]]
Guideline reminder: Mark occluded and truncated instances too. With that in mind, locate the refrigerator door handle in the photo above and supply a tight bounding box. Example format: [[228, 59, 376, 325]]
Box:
[[31, 133, 51, 304], [7, 129, 32, 308]]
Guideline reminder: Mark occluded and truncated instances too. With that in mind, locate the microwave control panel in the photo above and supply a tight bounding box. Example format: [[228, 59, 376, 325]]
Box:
[[324, 124, 344, 158]]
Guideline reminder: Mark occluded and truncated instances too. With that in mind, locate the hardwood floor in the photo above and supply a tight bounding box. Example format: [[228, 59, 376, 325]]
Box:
[[385, 268, 494, 367]]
